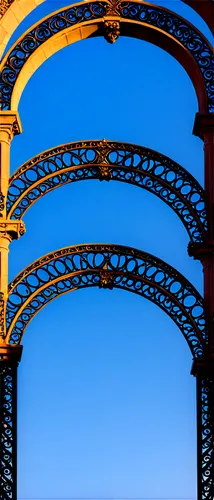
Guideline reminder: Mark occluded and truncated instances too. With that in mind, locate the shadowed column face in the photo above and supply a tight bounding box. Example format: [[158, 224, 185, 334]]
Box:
[[183, 0, 214, 34], [0, 346, 22, 499], [196, 376, 214, 499], [0, 362, 17, 499]]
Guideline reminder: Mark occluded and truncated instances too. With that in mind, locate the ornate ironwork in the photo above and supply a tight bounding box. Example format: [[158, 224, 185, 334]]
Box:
[[197, 376, 214, 499], [7, 140, 207, 243], [0, 192, 5, 217], [0, 0, 14, 19], [0, 362, 17, 499], [0, 1, 213, 111], [0, 292, 5, 341], [6, 243, 206, 358]]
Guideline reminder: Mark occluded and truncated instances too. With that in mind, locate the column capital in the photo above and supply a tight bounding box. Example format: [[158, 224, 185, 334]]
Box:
[[193, 112, 214, 141], [188, 241, 214, 261], [191, 355, 214, 377], [0, 111, 22, 140], [0, 343, 23, 363], [0, 219, 25, 240]]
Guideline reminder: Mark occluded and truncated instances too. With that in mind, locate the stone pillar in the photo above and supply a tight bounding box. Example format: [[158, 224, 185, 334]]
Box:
[[0, 112, 25, 341]]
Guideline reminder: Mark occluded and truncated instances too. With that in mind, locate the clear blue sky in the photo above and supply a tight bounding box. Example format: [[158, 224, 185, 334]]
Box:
[[5, 1, 213, 498]]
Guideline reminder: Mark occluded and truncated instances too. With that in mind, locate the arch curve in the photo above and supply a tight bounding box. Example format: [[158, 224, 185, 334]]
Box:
[[6, 243, 207, 358], [0, 0, 45, 59], [7, 140, 207, 243], [0, 1, 213, 112]]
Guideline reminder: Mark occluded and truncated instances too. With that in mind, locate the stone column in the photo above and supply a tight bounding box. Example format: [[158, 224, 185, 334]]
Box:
[[0, 112, 25, 341]]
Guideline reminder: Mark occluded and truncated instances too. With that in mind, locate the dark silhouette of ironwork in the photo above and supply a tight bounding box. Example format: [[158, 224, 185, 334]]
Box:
[[0, 345, 22, 500], [6, 244, 206, 353]]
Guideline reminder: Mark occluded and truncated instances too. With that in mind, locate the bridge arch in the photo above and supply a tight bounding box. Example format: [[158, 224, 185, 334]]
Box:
[[7, 140, 207, 243], [0, 1, 213, 113], [6, 243, 207, 358]]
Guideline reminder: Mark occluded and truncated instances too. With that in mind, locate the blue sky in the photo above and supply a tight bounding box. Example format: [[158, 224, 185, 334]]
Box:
[[4, 0, 213, 498]]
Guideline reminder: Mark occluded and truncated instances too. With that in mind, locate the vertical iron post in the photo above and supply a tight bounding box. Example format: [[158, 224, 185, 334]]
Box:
[[192, 358, 214, 499], [191, 113, 214, 499], [0, 345, 22, 500]]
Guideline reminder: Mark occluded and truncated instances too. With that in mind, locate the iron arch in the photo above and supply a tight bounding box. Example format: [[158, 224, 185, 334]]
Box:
[[6, 243, 207, 358], [0, 0, 212, 62], [7, 140, 207, 243], [0, 1, 213, 113]]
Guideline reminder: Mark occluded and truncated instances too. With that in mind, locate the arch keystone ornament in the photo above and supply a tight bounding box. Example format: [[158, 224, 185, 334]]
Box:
[[103, 20, 120, 43]]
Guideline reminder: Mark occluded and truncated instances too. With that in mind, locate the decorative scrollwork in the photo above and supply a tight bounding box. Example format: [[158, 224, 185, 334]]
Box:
[[0, 363, 17, 499], [0, 0, 14, 18], [120, 1, 213, 112], [105, 0, 121, 15], [0, 292, 5, 340], [6, 243, 207, 358], [0, 1, 213, 111], [0, 192, 5, 217], [7, 140, 207, 243], [197, 377, 214, 499]]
